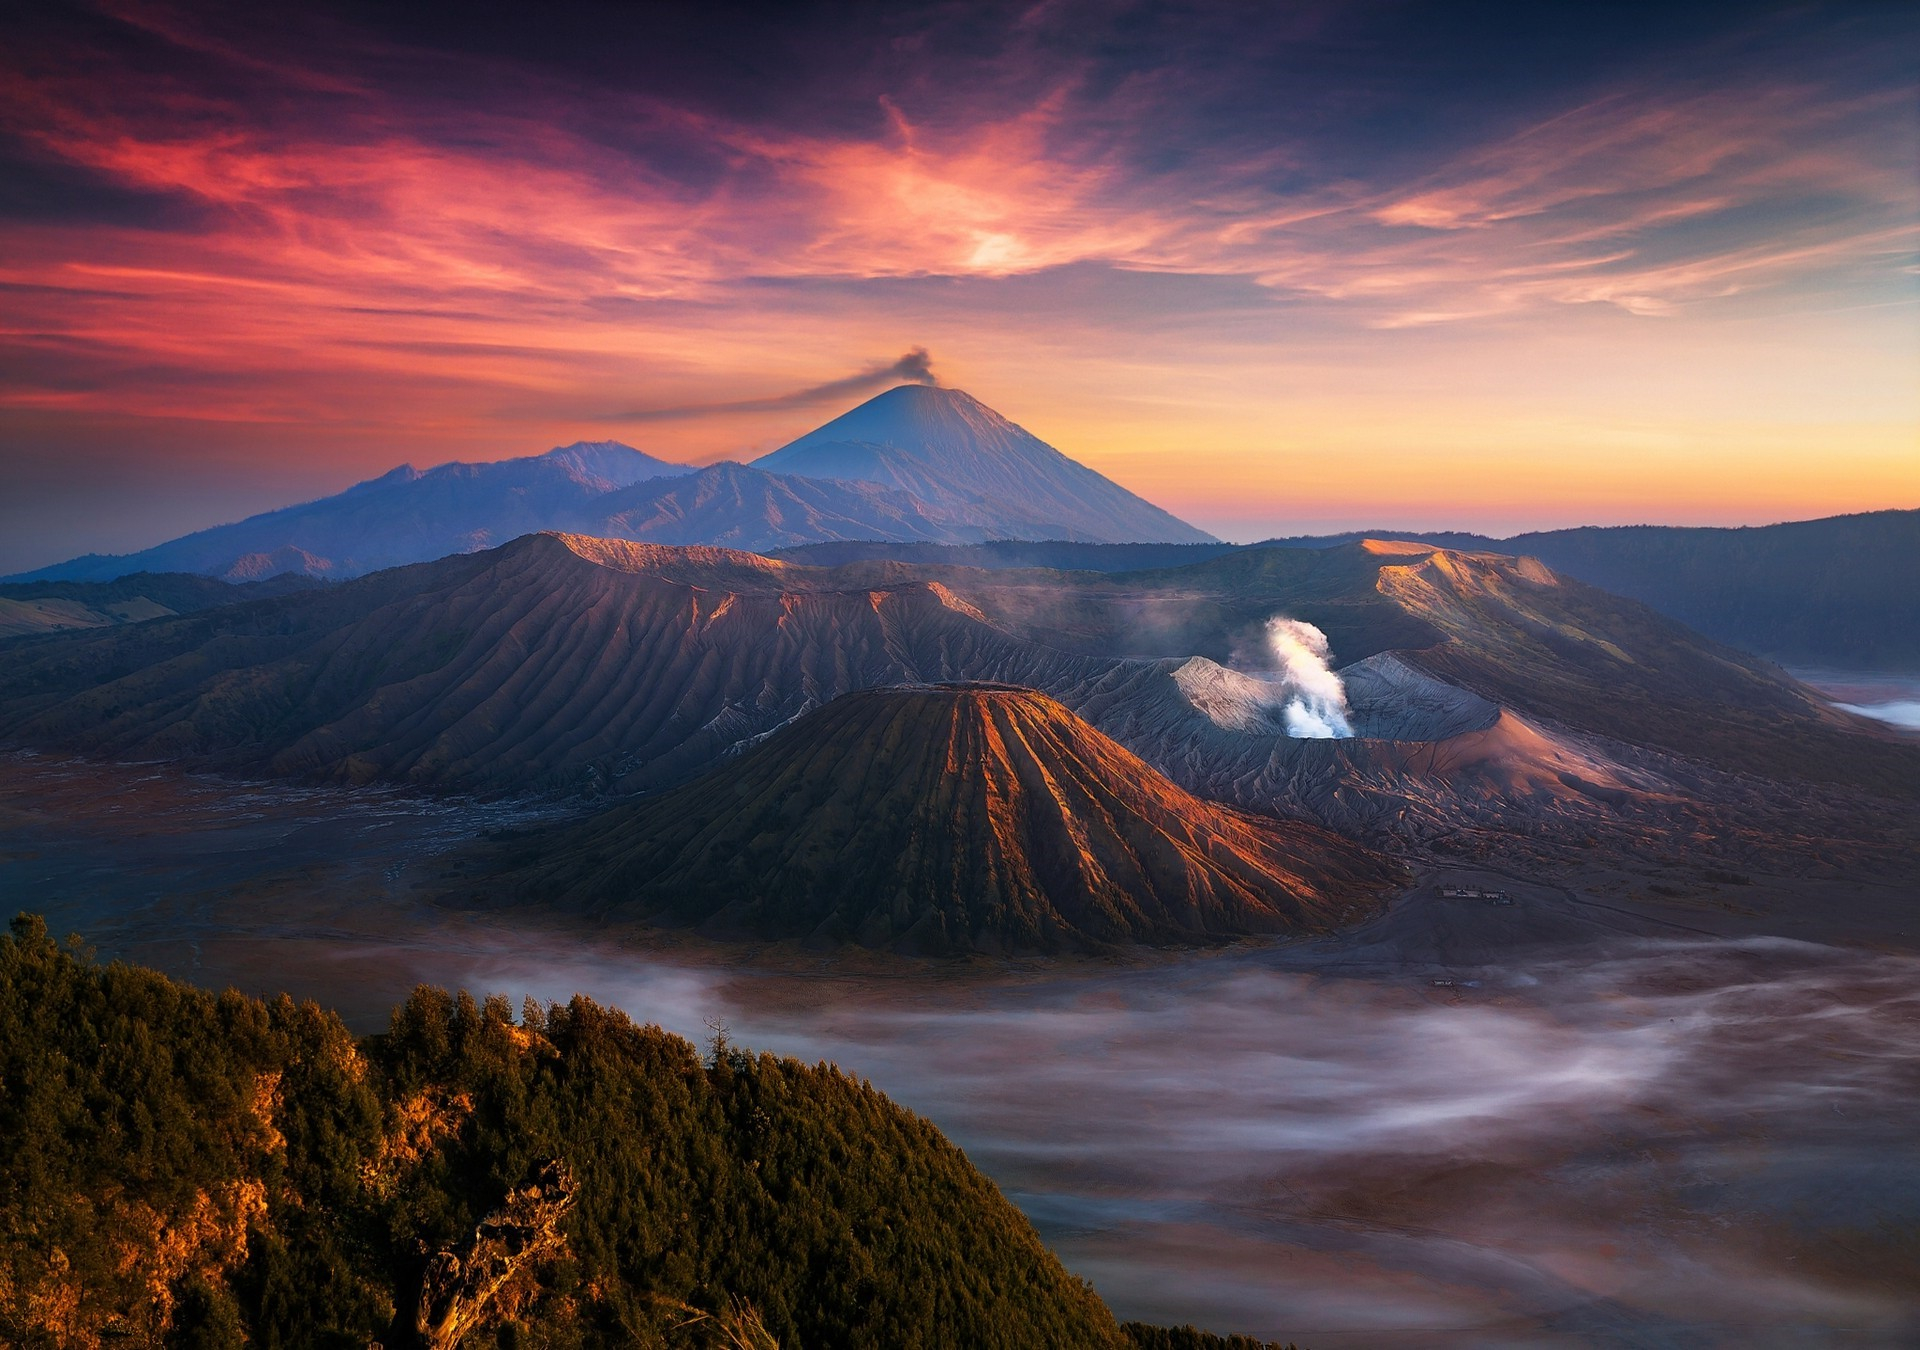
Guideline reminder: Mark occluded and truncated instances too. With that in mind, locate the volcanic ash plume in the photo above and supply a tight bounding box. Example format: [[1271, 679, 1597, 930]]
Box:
[[1266, 617, 1355, 738]]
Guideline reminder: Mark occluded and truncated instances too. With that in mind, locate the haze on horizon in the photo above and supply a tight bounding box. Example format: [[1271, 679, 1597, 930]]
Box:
[[1, 0, 1916, 574]]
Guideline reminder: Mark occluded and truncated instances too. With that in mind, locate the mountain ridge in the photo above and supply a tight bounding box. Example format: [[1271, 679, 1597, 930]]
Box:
[[11, 387, 1219, 583], [1254, 509, 1920, 668], [10, 441, 691, 583]]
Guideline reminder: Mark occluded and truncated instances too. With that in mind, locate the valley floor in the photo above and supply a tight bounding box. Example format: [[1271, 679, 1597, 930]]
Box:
[[3, 752, 1917, 1347]]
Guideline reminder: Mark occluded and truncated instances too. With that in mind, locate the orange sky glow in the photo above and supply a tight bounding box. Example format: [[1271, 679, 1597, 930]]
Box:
[[0, 2, 1914, 569]]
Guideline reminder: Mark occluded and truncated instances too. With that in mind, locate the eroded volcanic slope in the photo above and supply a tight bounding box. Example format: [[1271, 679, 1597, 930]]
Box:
[[0, 533, 1104, 791], [2, 531, 1912, 881], [904, 539, 1918, 797], [497, 684, 1402, 952]]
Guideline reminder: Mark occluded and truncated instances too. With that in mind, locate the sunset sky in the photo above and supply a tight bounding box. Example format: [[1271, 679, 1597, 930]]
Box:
[[2, 0, 1915, 572]]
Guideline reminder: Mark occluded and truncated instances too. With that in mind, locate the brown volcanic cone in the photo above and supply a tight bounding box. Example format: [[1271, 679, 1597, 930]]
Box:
[[504, 683, 1404, 953]]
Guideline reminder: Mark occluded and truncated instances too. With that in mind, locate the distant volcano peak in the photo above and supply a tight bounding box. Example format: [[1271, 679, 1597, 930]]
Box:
[[781, 383, 1017, 452], [753, 386, 1216, 544]]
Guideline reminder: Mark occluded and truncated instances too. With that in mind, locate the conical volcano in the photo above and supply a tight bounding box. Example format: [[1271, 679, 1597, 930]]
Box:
[[502, 683, 1401, 952], [753, 385, 1216, 544]]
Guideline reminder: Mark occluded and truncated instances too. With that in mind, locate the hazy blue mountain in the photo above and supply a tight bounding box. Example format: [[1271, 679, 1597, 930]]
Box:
[[14, 388, 1224, 582], [584, 462, 982, 550], [1255, 510, 1920, 669], [753, 385, 1218, 544], [12, 442, 689, 583]]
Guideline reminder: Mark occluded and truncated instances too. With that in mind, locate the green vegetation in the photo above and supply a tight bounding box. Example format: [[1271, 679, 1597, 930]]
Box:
[[1121, 1327, 1298, 1350], [0, 914, 1279, 1348]]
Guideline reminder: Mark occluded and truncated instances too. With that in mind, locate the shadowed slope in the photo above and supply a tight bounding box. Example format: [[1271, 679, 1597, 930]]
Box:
[[0, 534, 1105, 791], [502, 685, 1402, 952], [0, 571, 319, 640], [1257, 509, 1920, 669]]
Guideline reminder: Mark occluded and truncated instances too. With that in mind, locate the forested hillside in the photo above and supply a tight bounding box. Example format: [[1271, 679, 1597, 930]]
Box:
[[0, 916, 1293, 1349]]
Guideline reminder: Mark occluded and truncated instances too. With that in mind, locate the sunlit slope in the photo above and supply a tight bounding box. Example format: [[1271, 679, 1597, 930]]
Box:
[[0, 915, 1134, 1347], [917, 540, 1917, 796], [1259, 509, 1920, 669], [499, 684, 1401, 952], [1366, 546, 1916, 794]]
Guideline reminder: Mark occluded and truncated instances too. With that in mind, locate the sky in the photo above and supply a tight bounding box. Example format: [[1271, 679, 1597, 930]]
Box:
[[1, 0, 1916, 571]]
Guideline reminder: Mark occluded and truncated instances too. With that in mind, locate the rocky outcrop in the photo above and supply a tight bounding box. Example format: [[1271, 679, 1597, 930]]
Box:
[[415, 1160, 575, 1350]]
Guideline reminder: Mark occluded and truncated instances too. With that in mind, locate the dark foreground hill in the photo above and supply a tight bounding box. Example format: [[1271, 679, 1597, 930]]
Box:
[[496, 685, 1403, 952], [0, 915, 1290, 1349], [1256, 509, 1920, 669]]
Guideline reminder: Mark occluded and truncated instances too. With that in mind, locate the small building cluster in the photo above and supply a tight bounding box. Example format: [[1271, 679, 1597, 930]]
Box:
[[1440, 886, 1514, 903]]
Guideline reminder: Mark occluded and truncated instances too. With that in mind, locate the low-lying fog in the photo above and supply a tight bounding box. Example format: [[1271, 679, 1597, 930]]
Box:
[[4, 753, 1917, 1347], [325, 933, 1920, 1348], [1797, 670, 1920, 732]]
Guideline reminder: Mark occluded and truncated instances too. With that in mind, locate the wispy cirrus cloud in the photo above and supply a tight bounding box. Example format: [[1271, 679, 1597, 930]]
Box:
[[0, 0, 1913, 571]]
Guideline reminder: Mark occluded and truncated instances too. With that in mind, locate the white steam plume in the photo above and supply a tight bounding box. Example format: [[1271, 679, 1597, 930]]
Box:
[[1266, 617, 1355, 738]]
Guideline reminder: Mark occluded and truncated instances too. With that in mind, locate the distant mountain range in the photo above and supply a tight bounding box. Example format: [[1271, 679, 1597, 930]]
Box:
[[1253, 510, 1920, 670], [774, 509, 1920, 671], [12, 442, 687, 583], [10, 387, 1215, 583], [10, 384, 1910, 671]]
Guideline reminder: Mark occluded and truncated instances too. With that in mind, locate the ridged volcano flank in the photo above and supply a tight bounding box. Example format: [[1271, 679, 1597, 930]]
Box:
[[753, 386, 1217, 545], [506, 684, 1402, 953]]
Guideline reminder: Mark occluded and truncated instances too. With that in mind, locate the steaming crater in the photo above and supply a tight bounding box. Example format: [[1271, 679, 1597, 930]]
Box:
[[1174, 653, 1498, 743], [1264, 617, 1354, 737]]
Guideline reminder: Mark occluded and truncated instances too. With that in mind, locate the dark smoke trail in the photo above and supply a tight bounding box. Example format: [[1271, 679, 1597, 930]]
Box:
[[614, 348, 936, 421]]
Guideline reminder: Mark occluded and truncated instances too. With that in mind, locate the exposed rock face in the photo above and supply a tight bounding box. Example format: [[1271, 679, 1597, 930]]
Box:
[[416, 1160, 575, 1350], [502, 684, 1404, 952], [0, 533, 1111, 792]]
